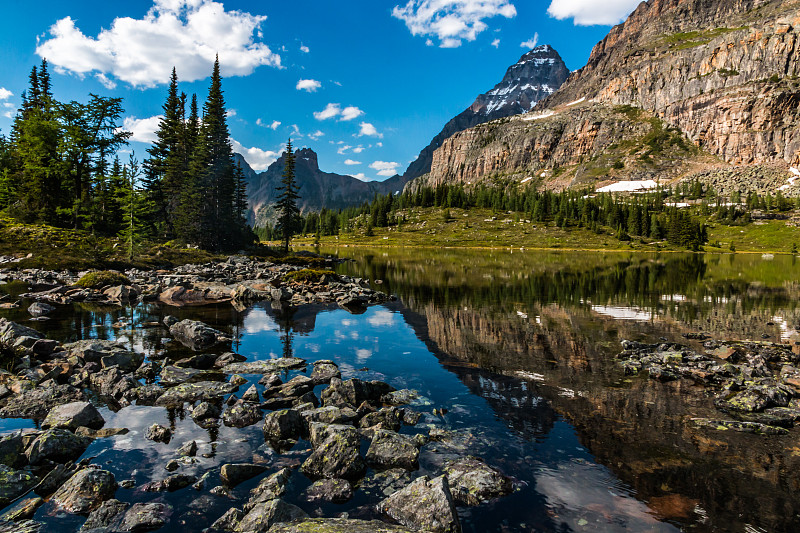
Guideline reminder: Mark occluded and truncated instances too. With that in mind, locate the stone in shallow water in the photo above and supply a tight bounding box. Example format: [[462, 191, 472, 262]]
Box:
[[145, 424, 172, 444], [301, 426, 366, 481], [692, 417, 789, 435], [443, 456, 513, 506], [220, 463, 268, 488], [155, 381, 237, 407], [42, 401, 105, 431], [79, 499, 129, 530], [378, 475, 461, 533], [268, 518, 418, 533], [222, 358, 306, 375], [365, 430, 420, 471], [169, 319, 230, 351], [234, 499, 308, 533], [0, 465, 39, 508], [0, 384, 85, 419], [119, 502, 172, 531], [0, 520, 42, 533], [305, 478, 353, 504], [25, 429, 93, 465], [51, 467, 117, 514], [223, 400, 262, 428]]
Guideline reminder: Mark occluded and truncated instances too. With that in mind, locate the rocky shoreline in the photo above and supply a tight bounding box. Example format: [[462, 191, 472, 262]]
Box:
[[0, 255, 516, 532]]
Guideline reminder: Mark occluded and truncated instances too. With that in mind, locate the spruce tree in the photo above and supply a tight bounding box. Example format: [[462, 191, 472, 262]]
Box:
[[275, 140, 300, 252]]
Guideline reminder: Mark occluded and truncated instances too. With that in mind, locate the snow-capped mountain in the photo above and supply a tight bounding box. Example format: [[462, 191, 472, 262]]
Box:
[[403, 45, 570, 180]]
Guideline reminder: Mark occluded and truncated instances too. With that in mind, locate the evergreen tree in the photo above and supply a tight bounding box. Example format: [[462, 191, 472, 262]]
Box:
[[275, 140, 301, 252]]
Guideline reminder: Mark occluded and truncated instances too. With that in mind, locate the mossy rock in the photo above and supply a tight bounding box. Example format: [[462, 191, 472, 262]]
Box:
[[74, 271, 131, 289], [284, 269, 337, 284]]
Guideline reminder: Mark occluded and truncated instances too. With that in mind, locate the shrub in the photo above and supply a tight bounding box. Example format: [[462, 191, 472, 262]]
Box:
[[75, 270, 131, 288]]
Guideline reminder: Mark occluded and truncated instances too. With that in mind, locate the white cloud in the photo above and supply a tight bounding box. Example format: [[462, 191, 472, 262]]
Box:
[[337, 145, 352, 155], [547, 0, 640, 26], [36, 0, 281, 88], [231, 138, 280, 171], [491, 38, 500, 48], [392, 0, 517, 48], [300, 44, 310, 53], [340, 106, 364, 121], [351, 173, 368, 181], [2, 111, 14, 119], [123, 115, 162, 143], [290, 124, 302, 137], [296, 78, 321, 92], [0, 88, 12, 101], [370, 160, 399, 177], [344, 159, 361, 165], [520, 32, 538, 48], [368, 309, 396, 327], [358, 122, 383, 138], [226, 109, 237, 117], [309, 130, 325, 140], [314, 103, 341, 121], [351, 146, 365, 154], [314, 103, 365, 121], [257, 118, 281, 130], [376, 142, 383, 147]]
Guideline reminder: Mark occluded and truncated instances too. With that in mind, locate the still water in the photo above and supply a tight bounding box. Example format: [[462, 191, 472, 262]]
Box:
[[2, 249, 799, 532]]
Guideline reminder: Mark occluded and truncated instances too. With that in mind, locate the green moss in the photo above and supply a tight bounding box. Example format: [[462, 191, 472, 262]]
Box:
[[284, 269, 337, 284], [658, 27, 748, 51], [74, 271, 131, 289]]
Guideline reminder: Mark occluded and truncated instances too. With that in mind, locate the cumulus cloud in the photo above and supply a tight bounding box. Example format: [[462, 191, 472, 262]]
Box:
[[351, 173, 368, 181], [547, 0, 640, 26], [337, 145, 352, 155], [370, 160, 400, 177], [392, 0, 517, 48], [314, 103, 365, 121], [344, 159, 361, 165], [36, 0, 282, 88], [351, 146, 365, 153], [308, 130, 325, 140], [230, 138, 280, 171], [123, 115, 162, 143], [296, 78, 321, 92], [0, 88, 13, 101], [491, 38, 500, 48], [257, 118, 281, 130], [358, 122, 383, 138], [340, 106, 364, 121], [520, 32, 538, 48], [300, 44, 310, 53]]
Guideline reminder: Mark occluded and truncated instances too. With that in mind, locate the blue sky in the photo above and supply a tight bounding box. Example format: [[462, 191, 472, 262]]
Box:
[[0, 0, 641, 180]]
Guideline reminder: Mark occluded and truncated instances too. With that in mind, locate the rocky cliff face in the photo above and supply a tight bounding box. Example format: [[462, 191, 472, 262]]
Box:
[[403, 45, 569, 181], [412, 0, 800, 191], [540, 0, 800, 166], [241, 149, 409, 227]]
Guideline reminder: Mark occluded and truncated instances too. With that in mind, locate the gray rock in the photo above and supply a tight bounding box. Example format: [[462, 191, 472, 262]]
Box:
[[100, 350, 144, 373], [382, 389, 419, 406], [169, 320, 230, 351], [223, 400, 262, 428], [321, 378, 394, 409], [263, 409, 303, 446], [242, 384, 260, 402], [379, 475, 460, 533], [177, 440, 198, 457], [247, 468, 291, 508], [144, 424, 172, 444], [234, 499, 308, 533], [0, 384, 85, 419], [119, 502, 171, 531], [79, 499, 128, 531], [0, 520, 42, 533], [301, 425, 366, 480], [222, 358, 306, 375], [0, 431, 30, 469], [142, 474, 196, 492], [443, 457, 512, 506], [365, 430, 420, 471], [210, 507, 243, 531], [0, 465, 39, 508], [25, 429, 93, 465], [268, 519, 418, 532], [51, 468, 117, 514], [359, 407, 403, 432], [310, 360, 341, 384], [305, 478, 353, 504], [134, 384, 164, 406], [0, 496, 42, 522], [301, 406, 358, 428], [191, 401, 222, 420], [27, 302, 55, 318], [220, 463, 267, 488], [42, 402, 105, 431], [159, 366, 224, 386], [155, 381, 237, 407]]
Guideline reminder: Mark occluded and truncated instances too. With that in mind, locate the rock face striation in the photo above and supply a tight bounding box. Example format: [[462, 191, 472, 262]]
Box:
[[403, 45, 570, 181], [411, 0, 800, 191]]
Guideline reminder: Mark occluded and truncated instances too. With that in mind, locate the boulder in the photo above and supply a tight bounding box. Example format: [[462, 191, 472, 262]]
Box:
[[378, 475, 460, 533], [263, 409, 303, 446], [301, 406, 358, 429], [443, 457, 513, 506], [0, 465, 39, 508], [221, 358, 306, 375], [268, 518, 418, 532], [145, 424, 172, 444], [0, 319, 44, 357], [119, 502, 171, 531], [51, 468, 117, 514], [234, 500, 307, 533], [305, 478, 353, 504], [191, 401, 222, 421], [0, 384, 85, 419], [321, 378, 394, 409], [223, 400, 262, 428], [359, 407, 403, 432], [80, 499, 129, 531], [42, 402, 105, 431], [211, 508, 243, 531], [169, 320, 230, 351], [242, 385, 260, 402], [220, 463, 268, 488], [142, 474, 196, 492], [365, 430, 420, 471], [301, 425, 365, 480], [154, 381, 237, 407], [159, 366, 224, 386], [25, 429, 93, 465], [0, 431, 30, 468], [27, 302, 55, 318], [247, 468, 291, 508], [310, 360, 341, 384]]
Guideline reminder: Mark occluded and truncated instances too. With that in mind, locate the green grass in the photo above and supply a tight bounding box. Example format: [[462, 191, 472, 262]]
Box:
[[706, 220, 800, 254], [658, 27, 748, 51]]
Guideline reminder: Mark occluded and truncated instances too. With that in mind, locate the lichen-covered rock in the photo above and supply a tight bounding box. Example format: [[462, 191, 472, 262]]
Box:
[[27, 302, 55, 318], [142, 474, 196, 492], [443, 457, 513, 506], [119, 502, 172, 531], [223, 400, 262, 428], [310, 360, 341, 384], [0, 465, 39, 508], [159, 366, 224, 386], [359, 407, 403, 432], [365, 430, 420, 471], [154, 381, 237, 407], [0, 431, 30, 469], [301, 425, 365, 481], [145, 424, 172, 444], [51, 468, 117, 514], [169, 319, 230, 351], [263, 408, 303, 446], [379, 475, 461, 533], [234, 500, 308, 533], [247, 468, 291, 509], [305, 478, 353, 504], [191, 401, 222, 421], [301, 406, 358, 428], [79, 499, 128, 531], [0, 384, 86, 419], [220, 463, 267, 488], [321, 378, 394, 409], [0, 519, 42, 533], [25, 429, 93, 465], [211, 508, 243, 532], [242, 384, 260, 402], [42, 402, 105, 431], [268, 519, 418, 532]]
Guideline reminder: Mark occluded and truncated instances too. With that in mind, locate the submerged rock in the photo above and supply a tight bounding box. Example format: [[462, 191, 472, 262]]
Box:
[[169, 320, 230, 351], [443, 457, 513, 506], [51, 468, 117, 514], [220, 463, 267, 488], [692, 417, 790, 435], [378, 475, 461, 533]]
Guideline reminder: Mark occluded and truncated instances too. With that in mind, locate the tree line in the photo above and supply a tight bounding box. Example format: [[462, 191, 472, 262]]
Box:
[[0, 57, 254, 253]]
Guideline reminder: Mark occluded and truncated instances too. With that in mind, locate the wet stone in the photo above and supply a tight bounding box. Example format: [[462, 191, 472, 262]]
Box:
[[155, 381, 237, 407], [223, 400, 263, 428], [234, 499, 308, 533], [305, 478, 353, 504], [268, 518, 418, 533], [191, 401, 222, 421], [79, 499, 128, 531], [220, 463, 268, 488], [378, 475, 461, 533], [0, 384, 86, 419], [42, 401, 104, 431], [301, 425, 366, 481], [365, 429, 420, 471], [0, 465, 39, 508], [0, 496, 43, 522], [443, 457, 513, 506], [169, 319, 230, 351], [145, 424, 172, 444], [51, 467, 117, 514], [119, 502, 172, 532]]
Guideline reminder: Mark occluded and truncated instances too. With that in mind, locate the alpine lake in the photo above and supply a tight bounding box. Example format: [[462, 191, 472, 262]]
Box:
[[1, 247, 800, 533]]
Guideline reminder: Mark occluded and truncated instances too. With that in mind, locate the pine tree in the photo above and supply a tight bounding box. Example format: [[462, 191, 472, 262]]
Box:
[[275, 140, 301, 252]]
